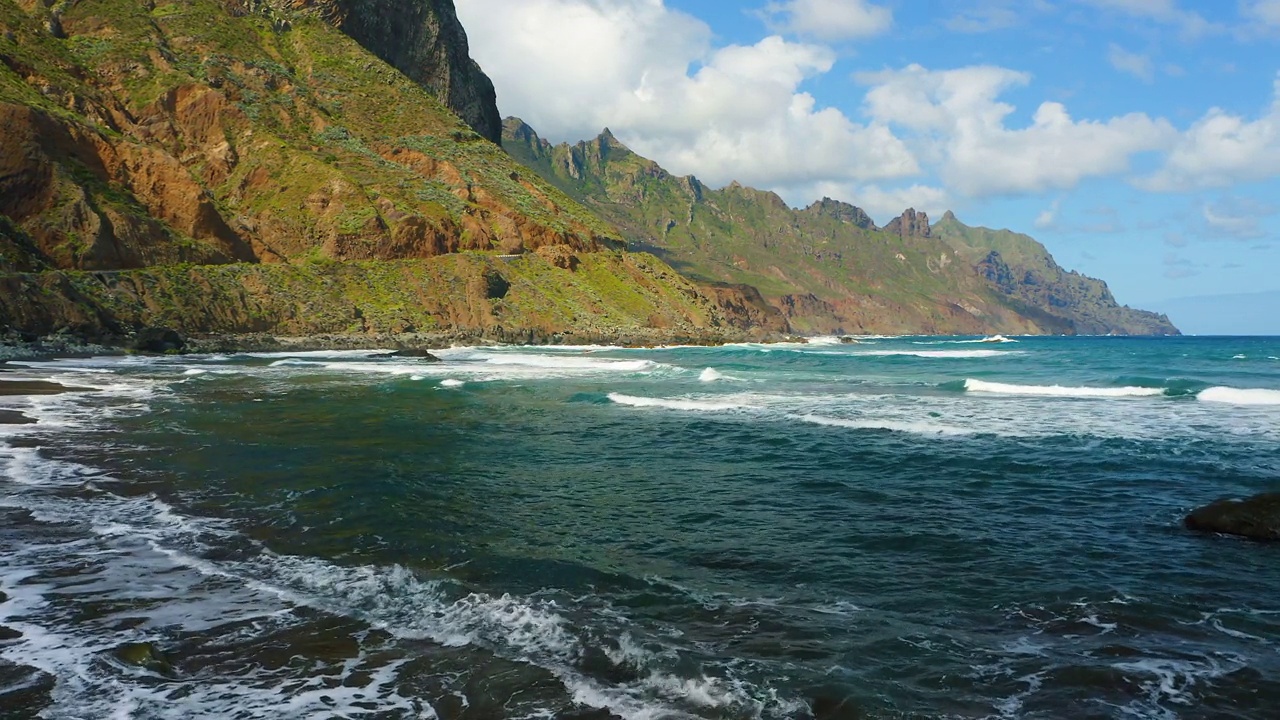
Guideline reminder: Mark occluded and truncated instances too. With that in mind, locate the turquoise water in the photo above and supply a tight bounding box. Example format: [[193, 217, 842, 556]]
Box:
[[1, 336, 1278, 719]]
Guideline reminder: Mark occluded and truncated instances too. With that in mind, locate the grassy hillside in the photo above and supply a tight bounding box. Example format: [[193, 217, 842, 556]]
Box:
[[0, 0, 768, 340], [0, 251, 742, 343]]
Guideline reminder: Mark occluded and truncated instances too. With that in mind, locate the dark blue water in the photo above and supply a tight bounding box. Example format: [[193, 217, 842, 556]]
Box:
[[1, 336, 1278, 719]]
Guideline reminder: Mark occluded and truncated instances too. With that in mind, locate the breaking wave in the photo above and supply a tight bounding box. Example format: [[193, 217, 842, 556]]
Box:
[[963, 379, 1166, 398], [607, 393, 753, 412], [1197, 386, 1280, 406]]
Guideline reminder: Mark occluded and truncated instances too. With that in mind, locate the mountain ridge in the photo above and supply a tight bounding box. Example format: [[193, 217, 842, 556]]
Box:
[[502, 117, 1178, 336]]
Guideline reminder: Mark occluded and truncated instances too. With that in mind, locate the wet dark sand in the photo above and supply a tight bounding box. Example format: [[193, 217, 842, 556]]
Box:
[[0, 380, 87, 396], [0, 410, 35, 425]]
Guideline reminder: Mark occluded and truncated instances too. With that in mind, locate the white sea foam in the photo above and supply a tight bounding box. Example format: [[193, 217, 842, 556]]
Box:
[[245, 349, 393, 359], [859, 349, 1017, 359], [1113, 655, 1245, 717], [440, 379, 465, 388], [964, 379, 1165, 398], [804, 336, 843, 346], [267, 358, 326, 367], [607, 393, 752, 412], [789, 413, 973, 436], [0, 444, 788, 720], [699, 368, 724, 382], [482, 354, 656, 372], [1233, 354, 1247, 360], [1197, 386, 1280, 406]]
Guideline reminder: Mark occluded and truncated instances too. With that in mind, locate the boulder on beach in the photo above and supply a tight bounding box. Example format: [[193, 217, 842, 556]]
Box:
[[1185, 493, 1280, 541]]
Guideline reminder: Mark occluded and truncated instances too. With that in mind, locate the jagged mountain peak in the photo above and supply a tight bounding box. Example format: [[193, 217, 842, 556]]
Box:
[[940, 209, 958, 223], [884, 208, 931, 239], [502, 116, 546, 149], [597, 127, 624, 146], [802, 198, 876, 230]]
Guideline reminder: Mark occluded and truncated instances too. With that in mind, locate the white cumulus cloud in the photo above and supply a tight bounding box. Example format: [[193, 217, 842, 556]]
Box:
[[856, 64, 1177, 197], [1140, 74, 1280, 191], [758, 0, 893, 40], [455, 0, 917, 196]]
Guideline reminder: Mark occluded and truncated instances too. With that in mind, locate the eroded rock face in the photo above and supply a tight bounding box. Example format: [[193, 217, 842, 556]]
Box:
[[802, 198, 876, 230], [700, 283, 790, 334], [300, 0, 503, 144], [1185, 493, 1280, 541], [884, 209, 931, 239]]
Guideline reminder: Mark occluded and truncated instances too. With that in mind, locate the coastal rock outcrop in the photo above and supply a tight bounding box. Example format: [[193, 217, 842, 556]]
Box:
[[932, 212, 1179, 336], [130, 327, 186, 354], [1185, 493, 1280, 541]]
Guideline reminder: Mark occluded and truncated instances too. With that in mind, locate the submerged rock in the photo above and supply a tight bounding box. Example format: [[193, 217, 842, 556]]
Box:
[[809, 692, 864, 719], [1185, 493, 1280, 541], [113, 642, 176, 676]]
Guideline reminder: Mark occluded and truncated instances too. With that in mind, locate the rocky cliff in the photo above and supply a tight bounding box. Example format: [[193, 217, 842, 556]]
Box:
[[286, 0, 503, 145], [504, 118, 1089, 335], [0, 0, 759, 341], [932, 212, 1179, 335]]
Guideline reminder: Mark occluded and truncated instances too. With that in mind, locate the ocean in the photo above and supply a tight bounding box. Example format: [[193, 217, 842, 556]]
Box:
[[1, 335, 1277, 719]]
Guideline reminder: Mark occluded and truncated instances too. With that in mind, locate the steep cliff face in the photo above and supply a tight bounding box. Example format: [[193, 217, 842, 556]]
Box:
[[503, 118, 1059, 335], [288, 0, 503, 145], [933, 212, 1179, 335]]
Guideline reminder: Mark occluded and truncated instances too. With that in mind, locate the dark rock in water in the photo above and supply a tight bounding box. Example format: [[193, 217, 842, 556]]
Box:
[[809, 692, 864, 719], [1185, 493, 1280, 541], [130, 327, 186, 354], [0, 660, 54, 716], [390, 347, 442, 361], [0, 626, 20, 641], [113, 642, 176, 676], [839, 336, 859, 344]]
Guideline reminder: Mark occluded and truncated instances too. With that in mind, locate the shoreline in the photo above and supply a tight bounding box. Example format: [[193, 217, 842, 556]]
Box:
[[0, 326, 807, 363]]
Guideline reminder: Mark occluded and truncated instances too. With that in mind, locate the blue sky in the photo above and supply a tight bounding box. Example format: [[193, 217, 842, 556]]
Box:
[[454, 1, 1280, 328]]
